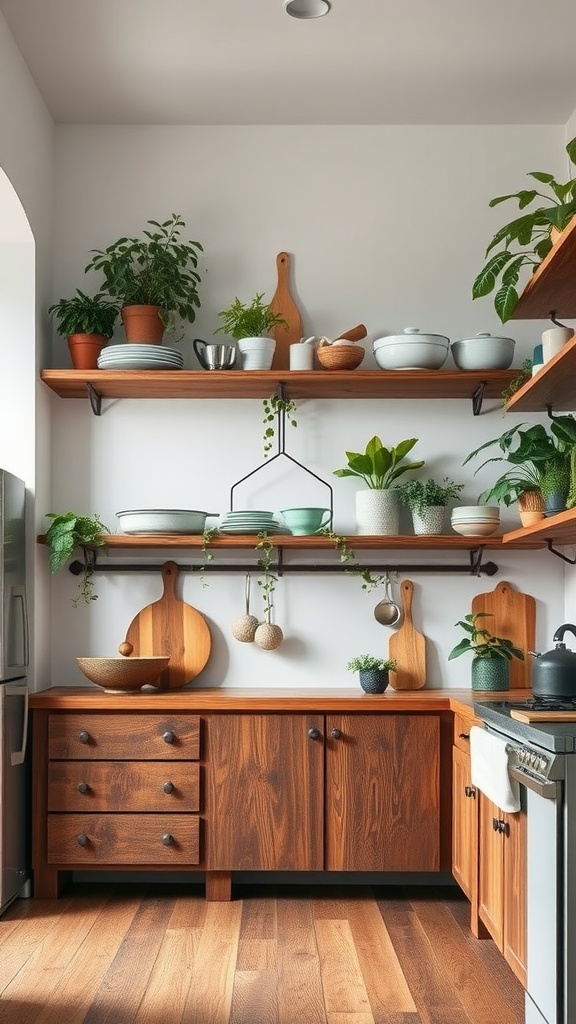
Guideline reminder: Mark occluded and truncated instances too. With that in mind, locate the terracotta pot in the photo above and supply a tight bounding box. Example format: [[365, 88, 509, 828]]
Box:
[[518, 490, 545, 528], [67, 333, 106, 370], [121, 305, 164, 344]]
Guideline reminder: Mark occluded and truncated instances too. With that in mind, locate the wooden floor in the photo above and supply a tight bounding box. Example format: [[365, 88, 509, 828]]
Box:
[[0, 883, 524, 1024]]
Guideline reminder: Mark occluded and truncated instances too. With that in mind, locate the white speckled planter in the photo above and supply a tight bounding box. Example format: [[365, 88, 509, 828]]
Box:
[[411, 505, 445, 535], [355, 489, 399, 535]]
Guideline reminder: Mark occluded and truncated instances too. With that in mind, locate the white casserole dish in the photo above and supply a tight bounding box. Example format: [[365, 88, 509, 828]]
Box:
[[373, 328, 450, 370], [115, 509, 219, 535], [450, 332, 515, 370]]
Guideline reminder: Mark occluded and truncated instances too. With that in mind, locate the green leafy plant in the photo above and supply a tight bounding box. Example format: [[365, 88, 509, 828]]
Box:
[[463, 420, 576, 508], [346, 655, 397, 673], [449, 613, 524, 662], [333, 436, 425, 489], [256, 533, 277, 618], [215, 292, 287, 340], [85, 213, 203, 338], [501, 358, 533, 407], [44, 512, 110, 606], [321, 528, 387, 593], [262, 392, 297, 456], [397, 477, 464, 515], [472, 136, 576, 322], [48, 290, 119, 338], [197, 526, 219, 588]]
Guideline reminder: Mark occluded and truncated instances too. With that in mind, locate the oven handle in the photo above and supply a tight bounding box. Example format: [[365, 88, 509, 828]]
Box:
[[508, 764, 560, 801]]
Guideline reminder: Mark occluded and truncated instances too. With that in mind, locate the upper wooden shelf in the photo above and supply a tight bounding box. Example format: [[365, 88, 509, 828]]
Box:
[[512, 213, 576, 319], [37, 533, 544, 552], [502, 506, 576, 548], [506, 332, 576, 412], [40, 368, 516, 404]]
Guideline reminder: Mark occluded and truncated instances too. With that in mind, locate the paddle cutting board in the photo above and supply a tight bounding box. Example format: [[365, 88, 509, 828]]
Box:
[[388, 580, 426, 689], [269, 251, 303, 370], [123, 561, 211, 690], [471, 581, 535, 689], [511, 709, 576, 722]]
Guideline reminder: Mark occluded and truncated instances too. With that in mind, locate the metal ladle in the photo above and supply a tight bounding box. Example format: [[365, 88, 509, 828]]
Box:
[[373, 573, 402, 627]]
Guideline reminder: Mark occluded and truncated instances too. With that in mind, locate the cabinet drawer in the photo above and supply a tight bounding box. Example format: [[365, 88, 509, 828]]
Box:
[[47, 814, 199, 865], [47, 762, 200, 812], [454, 712, 480, 752], [48, 713, 200, 760]]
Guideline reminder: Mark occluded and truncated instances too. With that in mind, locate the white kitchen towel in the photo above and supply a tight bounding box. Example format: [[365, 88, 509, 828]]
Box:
[[469, 725, 521, 813]]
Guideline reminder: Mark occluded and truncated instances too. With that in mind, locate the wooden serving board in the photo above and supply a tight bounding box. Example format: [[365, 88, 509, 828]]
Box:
[[269, 251, 303, 370], [511, 709, 576, 722], [388, 580, 426, 689], [123, 561, 211, 690], [471, 580, 536, 689]]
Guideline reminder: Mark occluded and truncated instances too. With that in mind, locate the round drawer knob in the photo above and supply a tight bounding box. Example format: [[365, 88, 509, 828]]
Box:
[[163, 731, 175, 745], [163, 782, 175, 794], [77, 834, 89, 847], [308, 727, 321, 740], [79, 731, 90, 744], [331, 728, 342, 740], [77, 782, 89, 794], [162, 833, 174, 846]]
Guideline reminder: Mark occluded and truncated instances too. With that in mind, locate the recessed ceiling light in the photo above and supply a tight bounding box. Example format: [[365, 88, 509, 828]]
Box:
[[284, 0, 331, 19]]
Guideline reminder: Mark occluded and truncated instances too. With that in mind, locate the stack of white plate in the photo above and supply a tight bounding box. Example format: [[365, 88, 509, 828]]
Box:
[[220, 510, 287, 534], [451, 505, 500, 537], [97, 345, 184, 370]]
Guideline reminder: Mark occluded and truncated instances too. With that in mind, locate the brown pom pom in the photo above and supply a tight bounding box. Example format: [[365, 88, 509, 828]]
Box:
[[118, 641, 134, 657]]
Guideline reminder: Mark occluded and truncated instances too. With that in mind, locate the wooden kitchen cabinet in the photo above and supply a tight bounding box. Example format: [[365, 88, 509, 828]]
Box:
[[206, 712, 441, 877], [478, 790, 527, 987], [451, 710, 482, 933]]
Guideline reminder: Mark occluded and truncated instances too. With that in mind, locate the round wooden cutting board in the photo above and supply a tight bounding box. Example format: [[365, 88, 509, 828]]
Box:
[[123, 561, 211, 689]]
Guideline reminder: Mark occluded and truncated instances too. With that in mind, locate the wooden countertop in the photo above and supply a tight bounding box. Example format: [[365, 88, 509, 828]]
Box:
[[29, 686, 524, 713]]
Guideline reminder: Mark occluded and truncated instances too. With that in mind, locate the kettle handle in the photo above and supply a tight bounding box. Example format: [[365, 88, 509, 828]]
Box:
[[193, 338, 207, 367], [553, 623, 576, 643]]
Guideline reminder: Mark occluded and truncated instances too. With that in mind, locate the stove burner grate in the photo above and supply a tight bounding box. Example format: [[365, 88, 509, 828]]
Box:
[[511, 696, 576, 712]]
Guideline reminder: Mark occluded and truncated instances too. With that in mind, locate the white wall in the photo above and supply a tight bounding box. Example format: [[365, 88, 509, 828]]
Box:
[[41, 124, 569, 690]]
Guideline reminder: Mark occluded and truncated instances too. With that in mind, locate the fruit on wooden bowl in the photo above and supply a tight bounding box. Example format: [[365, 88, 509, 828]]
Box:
[[76, 655, 170, 693], [316, 341, 365, 370]]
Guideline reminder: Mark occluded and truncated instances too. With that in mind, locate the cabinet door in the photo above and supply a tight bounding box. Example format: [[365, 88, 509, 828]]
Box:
[[503, 806, 527, 988], [452, 744, 478, 902], [478, 793, 505, 949], [205, 714, 324, 871], [325, 714, 440, 872]]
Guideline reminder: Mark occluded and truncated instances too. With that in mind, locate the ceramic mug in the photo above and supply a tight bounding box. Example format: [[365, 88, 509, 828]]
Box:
[[542, 326, 574, 363], [280, 507, 332, 535]]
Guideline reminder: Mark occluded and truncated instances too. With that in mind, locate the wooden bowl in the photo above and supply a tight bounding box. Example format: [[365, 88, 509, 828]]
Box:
[[76, 656, 170, 693], [316, 344, 365, 370]]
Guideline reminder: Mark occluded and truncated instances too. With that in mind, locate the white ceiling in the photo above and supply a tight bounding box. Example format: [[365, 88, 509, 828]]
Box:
[[3, 0, 576, 126]]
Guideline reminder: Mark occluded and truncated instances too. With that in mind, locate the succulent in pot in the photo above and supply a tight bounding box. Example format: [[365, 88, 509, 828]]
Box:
[[48, 290, 119, 369], [333, 435, 425, 535], [397, 477, 465, 535]]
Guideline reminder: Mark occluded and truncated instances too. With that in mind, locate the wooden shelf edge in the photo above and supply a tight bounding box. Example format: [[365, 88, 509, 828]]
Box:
[[512, 212, 576, 319], [37, 533, 544, 551], [502, 506, 576, 546], [506, 333, 576, 412]]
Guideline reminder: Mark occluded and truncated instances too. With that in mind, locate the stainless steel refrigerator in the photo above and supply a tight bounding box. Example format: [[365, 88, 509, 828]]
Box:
[[0, 470, 30, 914]]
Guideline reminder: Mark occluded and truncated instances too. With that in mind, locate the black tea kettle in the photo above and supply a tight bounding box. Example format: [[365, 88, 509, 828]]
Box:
[[531, 623, 576, 698]]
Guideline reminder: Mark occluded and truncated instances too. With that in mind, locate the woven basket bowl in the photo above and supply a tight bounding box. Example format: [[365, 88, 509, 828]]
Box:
[[76, 656, 170, 693], [316, 345, 365, 370]]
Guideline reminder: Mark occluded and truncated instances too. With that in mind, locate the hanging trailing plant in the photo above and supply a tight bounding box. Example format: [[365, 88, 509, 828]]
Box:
[[197, 526, 219, 587], [255, 533, 277, 617], [320, 527, 388, 593], [262, 392, 298, 456], [44, 511, 110, 606]]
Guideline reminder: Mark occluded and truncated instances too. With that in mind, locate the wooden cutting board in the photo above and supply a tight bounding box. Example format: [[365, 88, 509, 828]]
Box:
[[269, 252, 303, 370], [471, 581, 536, 689], [123, 561, 211, 690], [511, 709, 576, 722], [389, 580, 426, 689]]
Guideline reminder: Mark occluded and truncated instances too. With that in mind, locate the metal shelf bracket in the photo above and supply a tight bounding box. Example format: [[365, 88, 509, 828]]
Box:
[[472, 381, 487, 416], [86, 382, 102, 416], [546, 539, 576, 565]]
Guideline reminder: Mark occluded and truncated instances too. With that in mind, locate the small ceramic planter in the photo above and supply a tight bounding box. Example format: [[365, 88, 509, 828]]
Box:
[[471, 657, 509, 691], [355, 489, 399, 535], [411, 505, 445, 536], [359, 669, 390, 694], [238, 337, 276, 371]]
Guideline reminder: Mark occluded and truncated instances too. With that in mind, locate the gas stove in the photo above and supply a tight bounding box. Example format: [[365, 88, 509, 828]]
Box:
[[473, 698, 576, 753]]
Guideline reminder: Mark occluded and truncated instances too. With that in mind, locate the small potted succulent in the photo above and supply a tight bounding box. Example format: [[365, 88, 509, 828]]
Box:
[[44, 511, 110, 606], [48, 290, 119, 369], [448, 612, 524, 691], [397, 476, 464, 535], [346, 654, 397, 694], [85, 213, 203, 343], [215, 292, 287, 370], [333, 435, 425, 535]]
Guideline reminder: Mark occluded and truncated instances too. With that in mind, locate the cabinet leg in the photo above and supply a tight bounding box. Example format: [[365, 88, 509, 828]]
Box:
[[33, 867, 72, 899], [205, 871, 232, 902]]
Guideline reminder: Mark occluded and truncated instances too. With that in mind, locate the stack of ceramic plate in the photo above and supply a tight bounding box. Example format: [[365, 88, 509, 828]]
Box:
[[451, 505, 500, 537], [97, 345, 184, 370], [220, 510, 287, 534]]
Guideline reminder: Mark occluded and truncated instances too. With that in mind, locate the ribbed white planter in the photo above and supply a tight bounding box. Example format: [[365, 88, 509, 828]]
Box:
[[411, 505, 445, 535], [355, 489, 399, 535]]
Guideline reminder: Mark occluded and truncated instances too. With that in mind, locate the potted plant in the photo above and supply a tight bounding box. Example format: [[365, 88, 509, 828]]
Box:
[[85, 213, 203, 343], [346, 654, 397, 693], [463, 419, 576, 523], [448, 612, 524, 691], [397, 476, 465, 535], [215, 292, 287, 370], [48, 290, 119, 369], [333, 435, 425, 535], [472, 135, 576, 322], [44, 511, 110, 605]]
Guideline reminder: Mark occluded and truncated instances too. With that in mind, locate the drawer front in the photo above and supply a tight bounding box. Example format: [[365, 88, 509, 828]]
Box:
[[47, 762, 200, 812], [47, 814, 199, 865], [48, 713, 200, 760], [454, 712, 480, 752]]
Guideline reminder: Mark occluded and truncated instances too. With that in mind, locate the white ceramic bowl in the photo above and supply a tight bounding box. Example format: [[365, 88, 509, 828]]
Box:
[[451, 505, 499, 519], [451, 333, 515, 370], [116, 509, 219, 535], [451, 521, 501, 537], [373, 328, 450, 370]]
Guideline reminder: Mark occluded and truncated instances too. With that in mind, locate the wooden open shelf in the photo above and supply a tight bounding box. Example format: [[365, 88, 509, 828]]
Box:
[[506, 332, 576, 412], [40, 368, 516, 403], [502, 507, 576, 548], [512, 212, 576, 320], [37, 533, 545, 552]]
